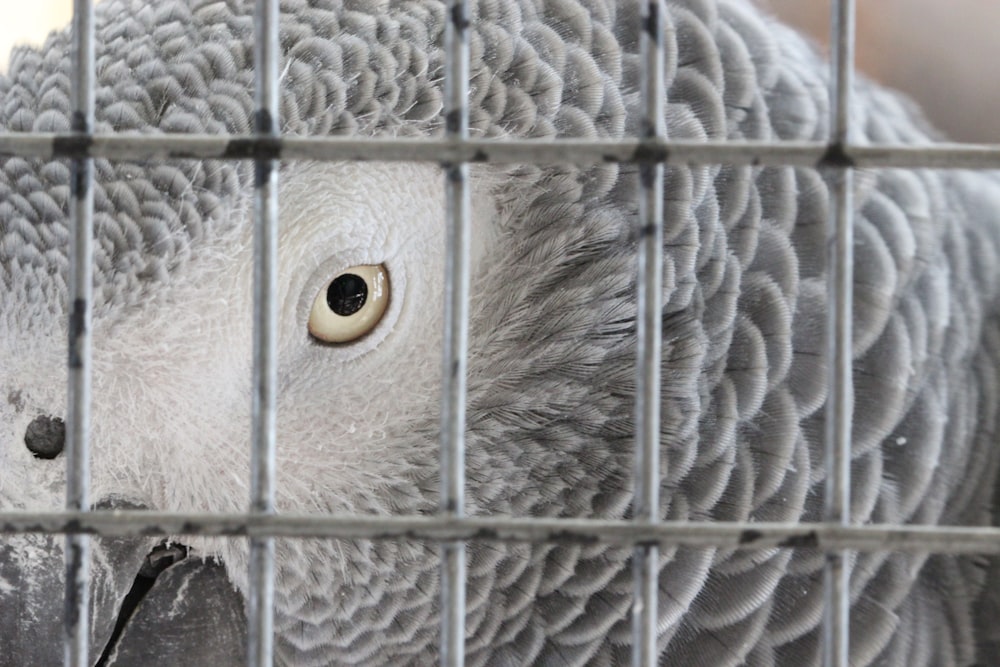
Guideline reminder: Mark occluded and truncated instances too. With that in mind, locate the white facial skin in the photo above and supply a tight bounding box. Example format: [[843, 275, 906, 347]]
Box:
[[0, 161, 496, 574]]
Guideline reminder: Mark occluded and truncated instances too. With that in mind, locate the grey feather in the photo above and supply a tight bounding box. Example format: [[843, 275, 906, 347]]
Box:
[[0, 0, 998, 665]]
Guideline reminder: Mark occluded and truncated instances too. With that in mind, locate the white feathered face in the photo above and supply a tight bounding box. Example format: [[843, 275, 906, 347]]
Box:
[[0, 161, 503, 518], [261, 160, 477, 519], [0, 159, 499, 645]]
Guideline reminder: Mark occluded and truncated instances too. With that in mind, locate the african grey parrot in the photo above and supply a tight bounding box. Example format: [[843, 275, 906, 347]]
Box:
[[0, 0, 998, 665]]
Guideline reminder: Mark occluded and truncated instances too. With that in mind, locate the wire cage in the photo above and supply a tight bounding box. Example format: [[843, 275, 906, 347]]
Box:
[[1, 0, 999, 665]]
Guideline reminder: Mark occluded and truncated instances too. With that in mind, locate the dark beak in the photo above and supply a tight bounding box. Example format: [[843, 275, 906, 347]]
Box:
[[0, 501, 246, 666]]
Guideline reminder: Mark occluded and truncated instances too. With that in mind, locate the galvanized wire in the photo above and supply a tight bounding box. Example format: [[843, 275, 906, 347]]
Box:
[[247, 0, 280, 665], [64, 1, 95, 665], [2, 135, 998, 168], [823, 1, 857, 666], [440, 1, 471, 665], [632, 1, 666, 665], [3, 511, 998, 554]]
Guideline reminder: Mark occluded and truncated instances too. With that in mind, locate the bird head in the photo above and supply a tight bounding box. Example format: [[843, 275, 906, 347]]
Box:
[[1, 1, 998, 666], [0, 1, 651, 661]]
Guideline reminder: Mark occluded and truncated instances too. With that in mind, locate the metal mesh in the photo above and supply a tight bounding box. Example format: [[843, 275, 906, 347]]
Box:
[[0, 1, 997, 666]]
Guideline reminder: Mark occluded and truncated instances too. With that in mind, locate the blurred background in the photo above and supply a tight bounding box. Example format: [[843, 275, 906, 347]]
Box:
[[0, 0, 998, 142], [0, 2, 81, 71], [761, 0, 1000, 143]]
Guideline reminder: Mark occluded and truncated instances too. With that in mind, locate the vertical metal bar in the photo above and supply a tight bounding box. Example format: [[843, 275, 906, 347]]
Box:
[[823, 1, 855, 666], [440, 1, 470, 666], [64, 1, 95, 665], [248, 0, 280, 665], [632, 1, 665, 666]]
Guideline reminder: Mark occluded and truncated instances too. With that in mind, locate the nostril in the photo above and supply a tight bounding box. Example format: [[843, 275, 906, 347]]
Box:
[[24, 416, 66, 459]]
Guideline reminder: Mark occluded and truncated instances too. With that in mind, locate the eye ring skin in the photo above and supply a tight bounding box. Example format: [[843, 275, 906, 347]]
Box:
[[289, 253, 407, 364], [308, 264, 390, 344]]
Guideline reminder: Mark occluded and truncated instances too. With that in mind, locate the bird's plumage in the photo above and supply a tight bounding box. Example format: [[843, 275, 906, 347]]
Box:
[[0, 0, 999, 665]]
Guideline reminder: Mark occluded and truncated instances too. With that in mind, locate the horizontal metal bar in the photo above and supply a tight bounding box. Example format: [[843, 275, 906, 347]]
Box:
[[2, 135, 1000, 169], [2, 512, 999, 554]]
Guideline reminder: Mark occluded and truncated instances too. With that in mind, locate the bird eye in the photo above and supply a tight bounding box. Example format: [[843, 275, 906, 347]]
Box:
[[308, 264, 390, 344]]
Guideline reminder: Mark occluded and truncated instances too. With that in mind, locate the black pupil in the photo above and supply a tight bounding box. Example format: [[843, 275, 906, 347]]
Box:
[[327, 274, 368, 316]]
